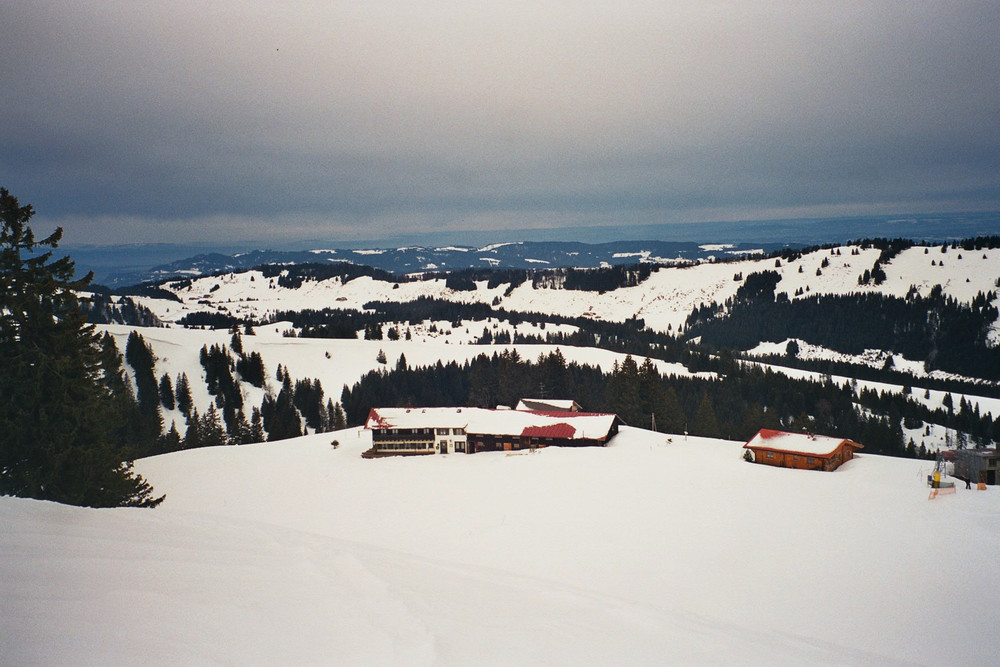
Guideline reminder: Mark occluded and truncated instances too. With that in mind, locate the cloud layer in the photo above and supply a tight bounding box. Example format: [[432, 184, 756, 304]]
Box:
[[3, 1, 998, 244]]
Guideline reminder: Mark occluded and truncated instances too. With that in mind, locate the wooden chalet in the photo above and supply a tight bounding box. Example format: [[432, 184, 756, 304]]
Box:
[[364, 406, 622, 457], [743, 429, 863, 472]]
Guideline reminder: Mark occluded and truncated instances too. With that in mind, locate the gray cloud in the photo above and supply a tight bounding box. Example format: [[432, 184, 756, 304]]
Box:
[[3, 1, 998, 244]]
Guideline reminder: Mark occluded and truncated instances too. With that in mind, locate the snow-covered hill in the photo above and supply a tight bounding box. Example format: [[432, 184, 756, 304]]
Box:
[[3, 428, 998, 665], [98, 323, 705, 434], [131, 243, 1000, 339]]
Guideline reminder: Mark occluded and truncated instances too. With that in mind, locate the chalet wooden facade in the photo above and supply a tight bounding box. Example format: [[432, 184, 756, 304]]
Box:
[[743, 429, 863, 472], [365, 406, 622, 457]]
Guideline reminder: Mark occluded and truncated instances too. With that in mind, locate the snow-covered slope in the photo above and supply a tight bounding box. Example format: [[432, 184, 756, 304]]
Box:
[[132, 243, 1000, 337], [98, 324, 701, 430], [3, 429, 998, 665]]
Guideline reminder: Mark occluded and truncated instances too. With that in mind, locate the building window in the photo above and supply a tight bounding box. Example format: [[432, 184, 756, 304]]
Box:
[[765, 451, 774, 459]]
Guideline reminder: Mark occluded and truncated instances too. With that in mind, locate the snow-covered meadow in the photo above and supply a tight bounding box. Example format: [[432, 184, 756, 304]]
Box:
[[3, 428, 998, 665]]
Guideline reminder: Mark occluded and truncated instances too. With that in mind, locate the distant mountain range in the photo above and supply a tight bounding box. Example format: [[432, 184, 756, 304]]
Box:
[[93, 241, 788, 288]]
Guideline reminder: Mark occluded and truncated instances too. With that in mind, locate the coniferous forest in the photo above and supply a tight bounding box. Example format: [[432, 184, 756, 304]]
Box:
[[685, 271, 1000, 380], [0, 188, 162, 507], [339, 349, 997, 459]]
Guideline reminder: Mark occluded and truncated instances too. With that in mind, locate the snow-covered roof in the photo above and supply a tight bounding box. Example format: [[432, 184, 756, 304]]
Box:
[[743, 429, 863, 457], [366, 407, 618, 441], [516, 398, 581, 412]]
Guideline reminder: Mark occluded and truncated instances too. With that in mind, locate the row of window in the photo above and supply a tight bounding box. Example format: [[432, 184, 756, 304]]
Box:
[[380, 427, 467, 436], [378, 442, 434, 451]]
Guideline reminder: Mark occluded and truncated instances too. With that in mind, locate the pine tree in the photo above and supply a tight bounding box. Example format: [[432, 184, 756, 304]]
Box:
[[125, 330, 163, 452], [230, 331, 243, 355], [158, 421, 182, 454], [200, 403, 227, 447], [332, 401, 348, 430], [0, 188, 162, 507], [320, 399, 334, 433], [657, 386, 686, 435], [235, 350, 265, 387], [175, 372, 193, 417], [267, 375, 302, 441], [249, 407, 266, 443], [692, 393, 722, 439], [605, 356, 642, 426], [159, 373, 176, 411], [229, 407, 252, 445], [96, 332, 142, 451], [183, 408, 202, 449]]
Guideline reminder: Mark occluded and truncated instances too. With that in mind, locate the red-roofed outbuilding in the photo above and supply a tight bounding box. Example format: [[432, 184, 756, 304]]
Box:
[[743, 429, 863, 471]]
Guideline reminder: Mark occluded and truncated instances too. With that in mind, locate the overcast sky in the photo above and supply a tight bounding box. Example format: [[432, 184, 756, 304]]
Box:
[[3, 1, 998, 246]]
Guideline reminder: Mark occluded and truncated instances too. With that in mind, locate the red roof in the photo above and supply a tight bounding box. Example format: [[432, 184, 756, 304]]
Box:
[[365, 408, 390, 428], [744, 428, 863, 458], [521, 423, 577, 439]]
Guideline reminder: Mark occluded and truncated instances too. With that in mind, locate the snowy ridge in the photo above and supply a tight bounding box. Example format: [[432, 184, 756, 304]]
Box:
[[134, 244, 1000, 339]]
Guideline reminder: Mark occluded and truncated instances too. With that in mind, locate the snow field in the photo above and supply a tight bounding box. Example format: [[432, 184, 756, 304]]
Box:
[[3, 428, 998, 664]]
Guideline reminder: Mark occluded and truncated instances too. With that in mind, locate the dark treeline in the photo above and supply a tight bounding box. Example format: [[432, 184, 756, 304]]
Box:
[[178, 311, 243, 329], [275, 307, 369, 338], [686, 270, 1000, 380], [859, 385, 997, 453], [435, 264, 656, 293], [109, 282, 184, 302], [258, 262, 399, 289], [747, 354, 1000, 400], [340, 350, 995, 458]]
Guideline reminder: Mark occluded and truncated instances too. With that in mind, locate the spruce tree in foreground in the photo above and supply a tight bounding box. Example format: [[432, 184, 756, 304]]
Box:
[[0, 188, 162, 507]]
